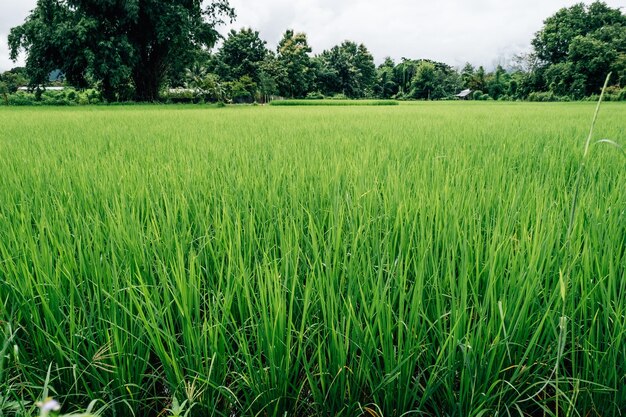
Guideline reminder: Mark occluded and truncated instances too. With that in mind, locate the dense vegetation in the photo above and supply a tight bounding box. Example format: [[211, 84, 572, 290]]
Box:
[[6, 0, 234, 101], [3, 1, 625, 103], [0, 102, 624, 416]]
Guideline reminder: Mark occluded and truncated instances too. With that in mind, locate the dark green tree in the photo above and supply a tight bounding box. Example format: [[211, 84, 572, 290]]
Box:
[[227, 74, 257, 103], [392, 59, 413, 96], [408, 60, 462, 100], [532, 2, 625, 64], [461, 63, 475, 90], [9, 0, 234, 101], [214, 28, 269, 84], [275, 30, 314, 98], [374, 57, 398, 98], [531, 1, 625, 96], [0, 68, 29, 93], [409, 61, 437, 99], [314, 41, 375, 98], [486, 65, 508, 99]]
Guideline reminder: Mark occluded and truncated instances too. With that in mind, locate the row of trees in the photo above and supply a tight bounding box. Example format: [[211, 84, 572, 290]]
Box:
[[179, 28, 378, 102], [5, 1, 625, 102]]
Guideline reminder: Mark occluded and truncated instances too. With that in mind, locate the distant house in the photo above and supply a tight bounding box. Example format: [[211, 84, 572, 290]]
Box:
[[456, 89, 471, 99]]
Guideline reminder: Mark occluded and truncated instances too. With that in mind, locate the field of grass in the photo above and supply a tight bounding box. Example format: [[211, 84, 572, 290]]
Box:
[[0, 102, 625, 417], [269, 99, 398, 106]]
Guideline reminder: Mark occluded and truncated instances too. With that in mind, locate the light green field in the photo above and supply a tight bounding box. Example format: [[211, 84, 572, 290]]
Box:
[[0, 102, 625, 417]]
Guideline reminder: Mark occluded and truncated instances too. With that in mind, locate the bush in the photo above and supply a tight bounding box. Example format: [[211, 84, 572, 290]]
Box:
[[527, 91, 571, 102], [305, 91, 325, 100], [41, 90, 74, 105], [7, 91, 38, 106], [600, 86, 626, 101], [162, 88, 195, 104], [5, 88, 103, 106]]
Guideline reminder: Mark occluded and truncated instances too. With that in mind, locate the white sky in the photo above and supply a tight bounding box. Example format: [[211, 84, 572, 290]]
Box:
[[1, 0, 625, 72]]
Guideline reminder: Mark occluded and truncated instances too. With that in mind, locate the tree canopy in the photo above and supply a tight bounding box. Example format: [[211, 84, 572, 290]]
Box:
[[9, 0, 234, 101], [314, 41, 376, 98], [5, 0, 625, 104], [213, 28, 268, 84], [531, 1, 626, 97], [276, 30, 315, 98]]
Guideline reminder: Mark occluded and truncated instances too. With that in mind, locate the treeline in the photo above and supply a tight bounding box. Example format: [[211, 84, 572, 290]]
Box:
[[2, 1, 625, 104]]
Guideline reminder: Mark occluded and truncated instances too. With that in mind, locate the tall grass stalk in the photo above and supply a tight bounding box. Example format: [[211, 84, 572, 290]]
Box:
[[0, 102, 624, 417]]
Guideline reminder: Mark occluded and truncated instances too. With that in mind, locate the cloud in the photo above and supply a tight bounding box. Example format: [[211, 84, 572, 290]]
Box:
[[224, 0, 626, 68], [1, 0, 625, 71], [0, 1, 36, 71]]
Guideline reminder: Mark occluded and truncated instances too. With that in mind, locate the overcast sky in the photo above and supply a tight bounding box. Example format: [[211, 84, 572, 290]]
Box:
[[1, 0, 625, 72]]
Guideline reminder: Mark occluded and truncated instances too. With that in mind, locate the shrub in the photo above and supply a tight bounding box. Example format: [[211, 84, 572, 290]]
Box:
[[305, 91, 325, 100], [527, 91, 571, 102], [7, 91, 38, 105]]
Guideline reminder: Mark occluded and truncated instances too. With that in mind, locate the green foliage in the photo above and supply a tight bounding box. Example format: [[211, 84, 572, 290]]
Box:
[[9, 0, 234, 101], [7, 2, 622, 104], [0, 68, 29, 94], [373, 57, 397, 99], [531, 1, 626, 97], [408, 61, 462, 100], [184, 65, 225, 103], [532, 1, 625, 64], [226, 75, 257, 103], [463, 65, 486, 92], [409, 61, 437, 99], [527, 91, 571, 102], [274, 30, 315, 98], [257, 69, 278, 103], [486, 65, 508, 100], [214, 28, 269, 84], [4, 88, 101, 106], [314, 41, 376, 98], [305, 91, 325, 100]]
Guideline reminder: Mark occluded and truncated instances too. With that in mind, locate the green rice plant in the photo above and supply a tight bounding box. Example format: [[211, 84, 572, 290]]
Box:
[[0, 102, 624, 417], [269, 99, 398, 106]]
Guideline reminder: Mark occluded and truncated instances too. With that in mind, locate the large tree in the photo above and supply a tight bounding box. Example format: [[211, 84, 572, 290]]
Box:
[[213, 28, 269, 84], [408, 60, 462, 100], [275, 30, 314, 98], [9, 0, 234, 101], [531, 1, 625, 97], [314, 41, 375, 98], [373, 57, 397, 99]]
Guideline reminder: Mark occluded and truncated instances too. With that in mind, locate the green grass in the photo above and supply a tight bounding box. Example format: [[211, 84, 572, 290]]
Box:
[[269, 99, 398, 106], [0, 102, 624, 417]]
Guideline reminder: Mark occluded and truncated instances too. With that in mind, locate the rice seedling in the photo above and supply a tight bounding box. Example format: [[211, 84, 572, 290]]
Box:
[[0, 102, 624, 417], [269, 99, 398, 106]]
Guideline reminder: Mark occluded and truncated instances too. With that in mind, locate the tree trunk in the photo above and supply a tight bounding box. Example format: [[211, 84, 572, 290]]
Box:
[[133, 70, 160, 102], [132, 46, 165, 102]]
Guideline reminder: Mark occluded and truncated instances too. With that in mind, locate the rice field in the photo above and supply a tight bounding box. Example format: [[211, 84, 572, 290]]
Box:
[[0, 102, 625, 417]]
